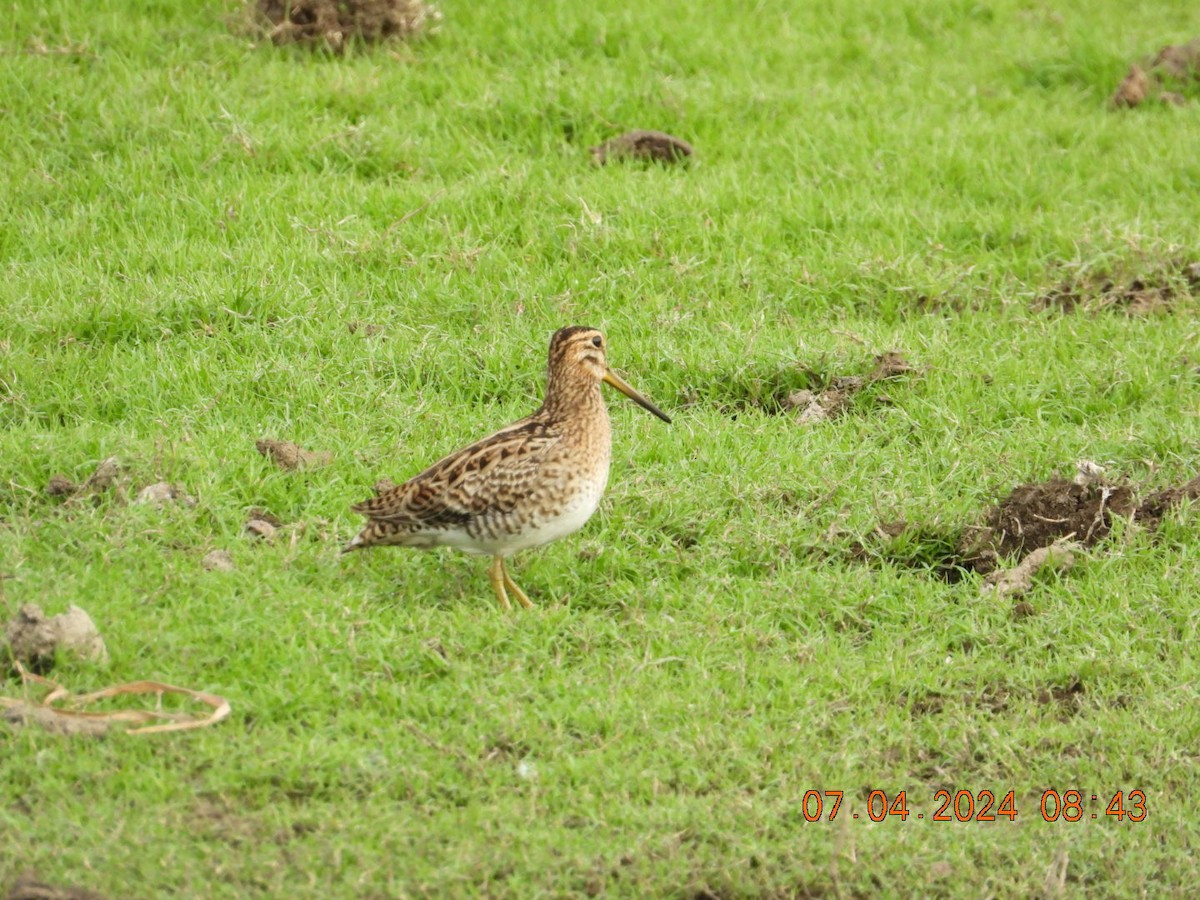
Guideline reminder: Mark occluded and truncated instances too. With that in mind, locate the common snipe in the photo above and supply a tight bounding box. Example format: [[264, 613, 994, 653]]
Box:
[[344, 326, 671, 609]]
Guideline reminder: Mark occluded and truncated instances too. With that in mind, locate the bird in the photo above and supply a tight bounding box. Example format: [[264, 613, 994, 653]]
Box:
[[344, 326, 671, 610]]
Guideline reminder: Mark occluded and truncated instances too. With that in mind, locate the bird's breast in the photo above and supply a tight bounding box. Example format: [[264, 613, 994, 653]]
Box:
[[503, 461, 609, 552]]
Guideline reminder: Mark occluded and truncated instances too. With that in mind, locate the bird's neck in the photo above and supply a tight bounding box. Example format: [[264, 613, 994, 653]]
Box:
[[541, 371, 606, 423]]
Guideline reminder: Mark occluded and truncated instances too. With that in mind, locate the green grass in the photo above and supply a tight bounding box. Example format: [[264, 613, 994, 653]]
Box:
[[3, 0, 1200, 895]]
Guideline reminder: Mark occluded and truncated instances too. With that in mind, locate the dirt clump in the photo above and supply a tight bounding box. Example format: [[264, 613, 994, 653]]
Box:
[[250, 0, 439, 50], [42, 464, 197, 509], [873, 520, 909, 540], [903, 680, 1087, 718], [1037, 679, 1085, 712], [782, 351, 917, 424], [1110, 39, 1200, 108], [869, 351, 917, 380], [900, 690, 946, 716], [970, 478, 1135, 562], [1110, 65, 1151, 108], [44, 458, 124, 502], [82, 457, 121, 492], [246, 518, 278, 542], [202, 550, 236, 572], [256, 439, 333, 471], [689, 352, 916, 418], [590, 130, 694, 165], [5, 873, 107, 900], [1035, 260, 1200, 315], [136, 481, 196, 506], [871, 465, 1200, 581], [372, 477, 398, 495], [981, 539, 1079, 599], [246, 508, 286, 543], [1153, 41, 1200, 80], [1136, 474, 1200, 528], [783, 387, 842, 423], [249, 508, 283, 528], [4, 604, 108, 672], [44, 474, 77, 496]]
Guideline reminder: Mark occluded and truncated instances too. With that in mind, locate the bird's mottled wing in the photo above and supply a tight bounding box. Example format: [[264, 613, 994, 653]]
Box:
[[351, 419, 561, 527]]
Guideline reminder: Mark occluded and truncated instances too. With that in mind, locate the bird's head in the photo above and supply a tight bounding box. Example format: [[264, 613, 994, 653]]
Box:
[[547, 325, 671, 423]]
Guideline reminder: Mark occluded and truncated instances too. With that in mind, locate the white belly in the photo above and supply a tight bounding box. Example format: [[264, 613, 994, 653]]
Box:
[[440, 466, 608, 557], [513, 480, 605, 551]]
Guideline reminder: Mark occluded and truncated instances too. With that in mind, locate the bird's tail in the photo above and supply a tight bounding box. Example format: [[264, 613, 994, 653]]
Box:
[[341, 532, 365, 555]]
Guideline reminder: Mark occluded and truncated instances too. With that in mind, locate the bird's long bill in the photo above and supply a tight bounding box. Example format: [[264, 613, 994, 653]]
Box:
[[602, 369, 672, 423]]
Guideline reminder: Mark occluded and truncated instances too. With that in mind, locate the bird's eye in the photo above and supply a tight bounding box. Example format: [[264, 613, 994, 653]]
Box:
[[592, 336, 603, 348]]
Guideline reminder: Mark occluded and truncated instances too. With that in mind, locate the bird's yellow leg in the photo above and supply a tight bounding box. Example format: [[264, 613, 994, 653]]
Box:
[[488, 555, 513, 611], [500, 559, 535, 610]]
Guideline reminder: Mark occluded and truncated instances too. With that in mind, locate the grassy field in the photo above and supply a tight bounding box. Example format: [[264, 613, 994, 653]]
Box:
[[3, 0, 1200, 895]]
